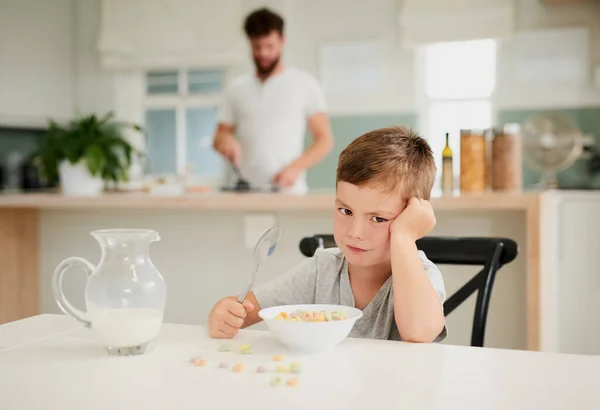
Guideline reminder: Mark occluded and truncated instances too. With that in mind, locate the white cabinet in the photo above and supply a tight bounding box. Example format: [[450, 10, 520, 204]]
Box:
[[0, 0, 74, 126], [541, 191, 600, 354], [398, 0, 515, 47], [97, 0, 245, 70]]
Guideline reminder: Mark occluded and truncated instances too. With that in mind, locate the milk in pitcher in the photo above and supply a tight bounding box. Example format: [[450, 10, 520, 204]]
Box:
[[91, 308, 163, 348]]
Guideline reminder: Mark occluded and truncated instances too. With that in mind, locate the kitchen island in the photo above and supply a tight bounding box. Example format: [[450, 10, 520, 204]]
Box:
[[0, 190, 543, 351]]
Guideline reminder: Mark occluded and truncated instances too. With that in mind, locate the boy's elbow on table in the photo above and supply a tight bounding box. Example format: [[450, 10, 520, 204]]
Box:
[[399, 321, 446, 343]]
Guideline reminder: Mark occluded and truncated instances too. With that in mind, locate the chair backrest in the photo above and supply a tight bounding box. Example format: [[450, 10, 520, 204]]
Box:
[[298, 235, 518, 347]]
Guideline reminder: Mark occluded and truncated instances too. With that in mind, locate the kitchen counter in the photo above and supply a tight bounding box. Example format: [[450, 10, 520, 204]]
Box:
[[0, 190, 540, 210], [0, 189, 545, 352]]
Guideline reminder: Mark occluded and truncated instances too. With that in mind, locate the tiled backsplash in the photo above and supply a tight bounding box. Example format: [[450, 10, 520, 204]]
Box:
[[306, 114, 418, 190], [0, 127, 43, 159], [0, 127, 46, 190], [306, 107, 600, 191], [498, 107, 600, 189]]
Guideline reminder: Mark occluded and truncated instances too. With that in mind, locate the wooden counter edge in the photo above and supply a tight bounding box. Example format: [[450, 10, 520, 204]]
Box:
[[526, 193, 544, 351], [0, 208, 39, 324], [0, 191, 540, 211]]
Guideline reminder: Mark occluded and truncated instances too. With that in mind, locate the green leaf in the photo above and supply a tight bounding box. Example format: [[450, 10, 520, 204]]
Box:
[[84, 144, 105, 176], [35, 111, 142, 184]]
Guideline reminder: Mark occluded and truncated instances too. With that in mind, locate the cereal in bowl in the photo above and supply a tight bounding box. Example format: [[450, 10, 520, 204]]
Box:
[[274, 309, 347, 322]]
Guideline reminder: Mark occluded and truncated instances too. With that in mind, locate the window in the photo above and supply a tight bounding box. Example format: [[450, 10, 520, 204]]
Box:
[[418, 39, 497, 189], [143, 68, 225, 180]]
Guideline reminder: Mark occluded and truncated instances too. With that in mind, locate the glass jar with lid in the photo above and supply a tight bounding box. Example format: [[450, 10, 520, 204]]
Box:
[[460, 129, 487, 192]]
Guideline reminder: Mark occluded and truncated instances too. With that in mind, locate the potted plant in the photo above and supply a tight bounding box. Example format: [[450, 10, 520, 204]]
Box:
[[35, 112, 143, 196]]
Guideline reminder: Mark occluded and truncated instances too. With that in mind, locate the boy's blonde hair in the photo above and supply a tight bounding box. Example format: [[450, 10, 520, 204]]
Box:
[[336, 126, 436, 200]]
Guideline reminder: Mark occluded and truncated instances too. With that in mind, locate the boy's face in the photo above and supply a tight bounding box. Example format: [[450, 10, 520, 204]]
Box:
[[333, 181, 405, 267]]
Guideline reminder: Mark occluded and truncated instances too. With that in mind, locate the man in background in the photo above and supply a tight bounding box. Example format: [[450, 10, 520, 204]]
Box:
[[213, 8, 333, 194]]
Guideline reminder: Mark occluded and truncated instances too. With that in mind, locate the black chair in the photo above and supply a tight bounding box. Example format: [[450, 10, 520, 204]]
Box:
[[299, 235, 518, 347]]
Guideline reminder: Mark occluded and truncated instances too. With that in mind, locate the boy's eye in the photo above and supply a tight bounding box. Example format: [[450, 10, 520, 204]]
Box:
[[371, 216, 388, 223], [339, 208, 352, 216]]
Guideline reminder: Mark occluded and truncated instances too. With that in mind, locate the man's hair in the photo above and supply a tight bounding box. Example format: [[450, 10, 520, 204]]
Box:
[[336, 126, 437, 200], [244, 8, 284, 38]]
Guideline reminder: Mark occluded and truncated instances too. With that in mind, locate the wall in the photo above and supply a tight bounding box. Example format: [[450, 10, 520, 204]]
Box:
[[516, 0, 600, 59], [306, 114, 417, 189], [281, 0, 600, 114], [2, 0, 600, 122], [74, 0, 116, 116], [496, 0, 600, 110], [285, 0, 416, 115], [0, 0, 74, 126], [0, 0, 118, 127]]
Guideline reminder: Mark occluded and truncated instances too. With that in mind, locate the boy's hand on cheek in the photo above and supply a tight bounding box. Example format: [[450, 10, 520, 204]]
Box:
[[390, 197, 436, 241]]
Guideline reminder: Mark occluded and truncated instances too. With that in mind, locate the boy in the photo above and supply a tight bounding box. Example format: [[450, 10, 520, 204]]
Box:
[[208, 126, 447, 343]]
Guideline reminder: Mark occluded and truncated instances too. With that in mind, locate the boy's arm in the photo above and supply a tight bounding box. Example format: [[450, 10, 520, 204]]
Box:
[[220, 292, 262, 328], [390, 236, 446, 342], [390, 198, 446, 343]]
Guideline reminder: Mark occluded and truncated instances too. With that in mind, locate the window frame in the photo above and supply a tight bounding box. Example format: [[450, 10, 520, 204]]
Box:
[[142, 68, 226, 176], [415, 39, 499, 191]]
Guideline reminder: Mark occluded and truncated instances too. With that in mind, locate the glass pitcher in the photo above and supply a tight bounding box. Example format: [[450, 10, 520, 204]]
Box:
[[52, 229, 167, 356]]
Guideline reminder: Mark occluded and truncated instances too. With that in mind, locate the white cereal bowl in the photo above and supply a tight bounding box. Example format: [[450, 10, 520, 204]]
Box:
[[258, 304, 363, 352]]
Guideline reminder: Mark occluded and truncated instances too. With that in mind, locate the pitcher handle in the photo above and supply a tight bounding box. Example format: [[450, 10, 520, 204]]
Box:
[[52, 257, 95, 328]]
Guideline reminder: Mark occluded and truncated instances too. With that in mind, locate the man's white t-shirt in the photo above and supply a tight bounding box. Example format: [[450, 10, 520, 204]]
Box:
[[217, 67, 327, 194]]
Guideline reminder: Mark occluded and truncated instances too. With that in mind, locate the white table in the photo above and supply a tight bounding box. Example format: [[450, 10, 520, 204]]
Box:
[[1, 314, 599, 410]]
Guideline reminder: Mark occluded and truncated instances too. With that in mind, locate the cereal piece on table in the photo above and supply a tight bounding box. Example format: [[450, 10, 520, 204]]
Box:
[[232, 363, 245, 373], [219, 362, 229, 369], [193, 358, 206, 367], [276, 365, 290, 373], [238, 344, 252, 354], [290, 362, 302, 374], [286, 377, 300, 387], [270, 376, 283, 387], [189, 356, 200, 363], [272, 354, 285, 362], [256, 366, 267, 373], [218, 343, 231, 352]]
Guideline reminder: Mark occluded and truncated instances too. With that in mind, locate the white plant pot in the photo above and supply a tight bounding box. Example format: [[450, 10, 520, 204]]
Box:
[[58, 160, 104, 196]]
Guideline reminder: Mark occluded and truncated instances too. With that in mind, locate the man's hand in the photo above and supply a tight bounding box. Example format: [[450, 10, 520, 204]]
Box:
[[390, 197, 436, 241], [273, 164, 302, 188], [269, 113, 332, 189], [213, 124, 241, 166]]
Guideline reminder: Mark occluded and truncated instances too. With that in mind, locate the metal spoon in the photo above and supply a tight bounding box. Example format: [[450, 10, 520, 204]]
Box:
[[237, 226, 282, 303]]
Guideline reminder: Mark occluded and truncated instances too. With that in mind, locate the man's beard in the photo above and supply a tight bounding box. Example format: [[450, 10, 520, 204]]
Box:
[[254, 56, 280, 77]]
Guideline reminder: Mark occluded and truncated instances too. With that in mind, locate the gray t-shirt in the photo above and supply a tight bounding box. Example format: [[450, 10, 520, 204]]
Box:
[[253, 247, 447, 342]]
